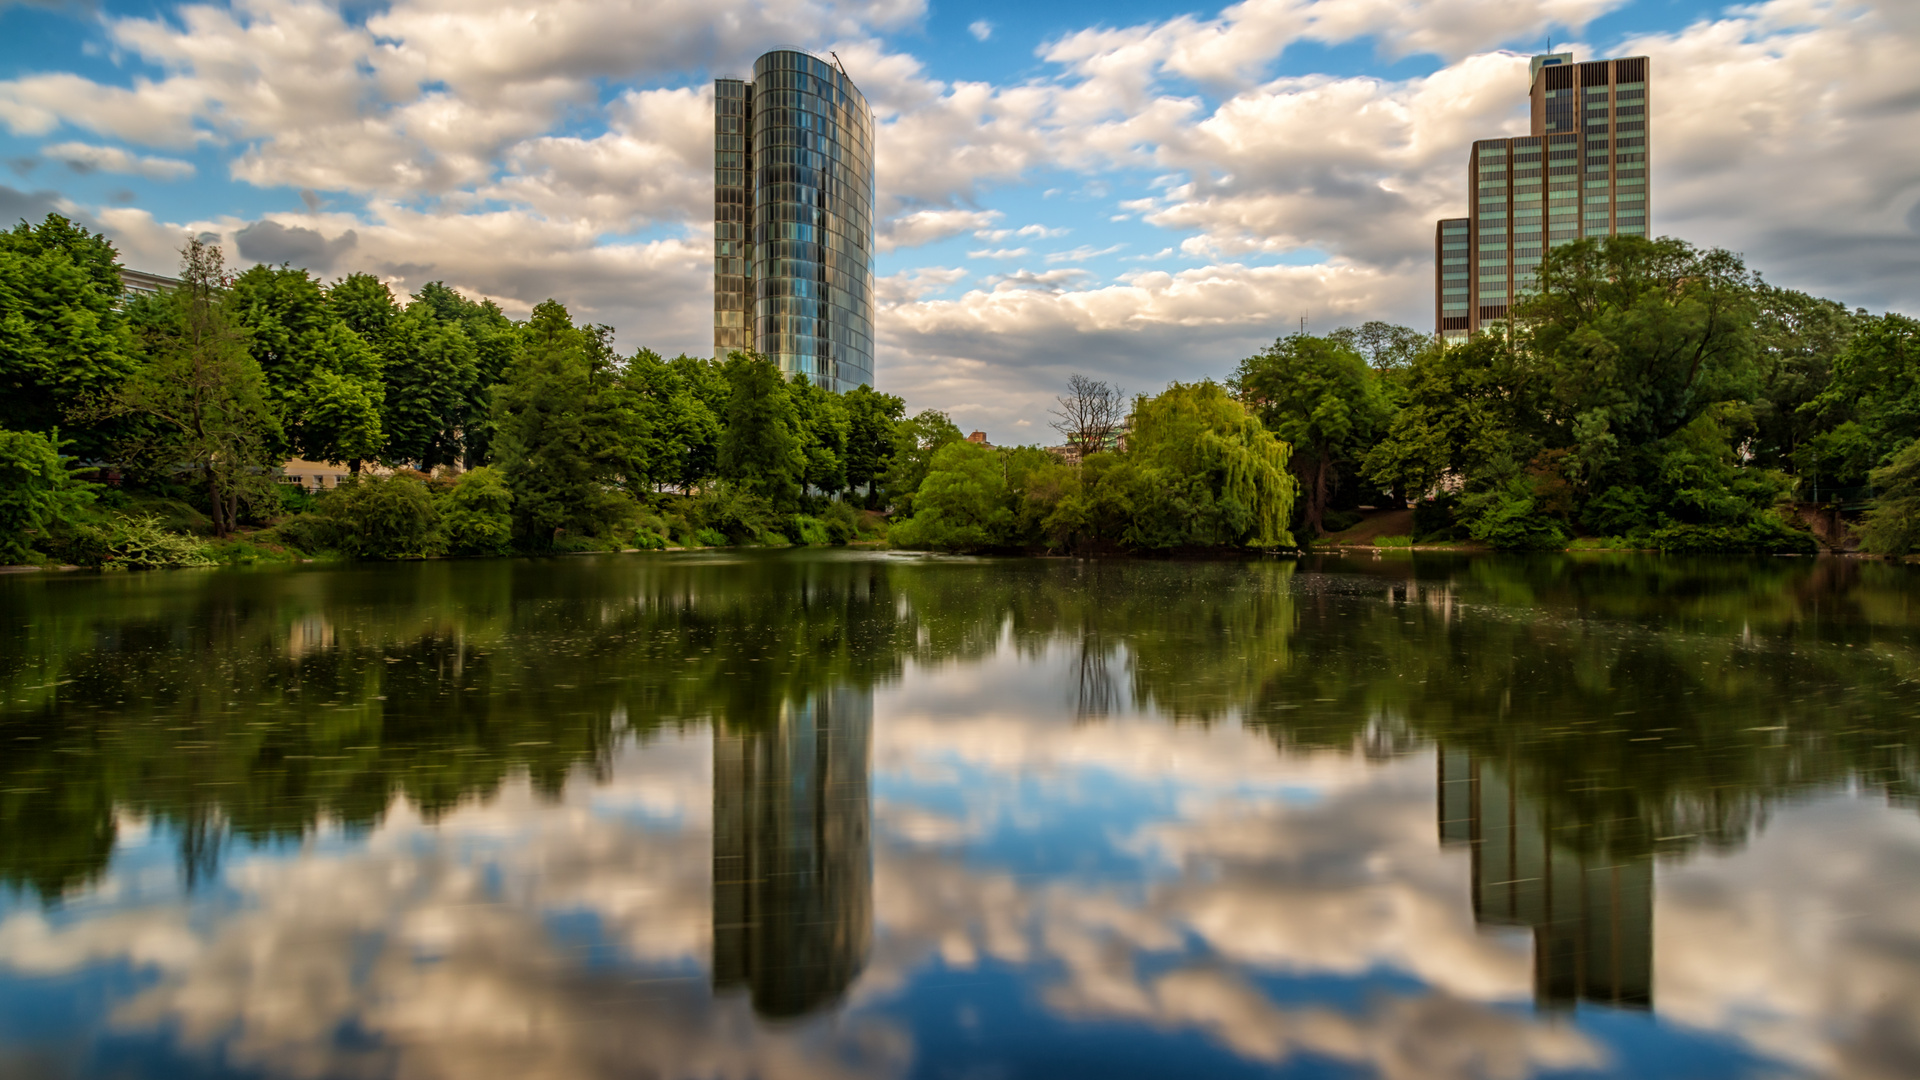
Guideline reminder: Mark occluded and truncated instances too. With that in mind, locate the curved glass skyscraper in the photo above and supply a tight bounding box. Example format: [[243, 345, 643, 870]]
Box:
[[714, 51, 876, 393]]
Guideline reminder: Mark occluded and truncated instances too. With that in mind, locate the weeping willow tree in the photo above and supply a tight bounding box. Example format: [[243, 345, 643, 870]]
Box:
[[1111, 380, 1296, 549]]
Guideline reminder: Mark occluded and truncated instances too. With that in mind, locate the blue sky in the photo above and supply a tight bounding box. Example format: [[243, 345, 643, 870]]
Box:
[[3, 0, 1917, 439]]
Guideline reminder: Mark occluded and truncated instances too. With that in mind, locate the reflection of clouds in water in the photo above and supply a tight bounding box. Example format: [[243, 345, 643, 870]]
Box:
[[0, 730, 907, 1080], [1656, 795, 1920, 1080]]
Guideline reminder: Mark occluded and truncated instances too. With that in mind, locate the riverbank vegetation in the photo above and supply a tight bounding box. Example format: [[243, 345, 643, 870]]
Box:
[[3, 212, 1915, 562]]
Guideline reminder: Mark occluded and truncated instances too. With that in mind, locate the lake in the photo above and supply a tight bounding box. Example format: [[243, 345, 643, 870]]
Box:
[[2, 550, 1917, 1079]]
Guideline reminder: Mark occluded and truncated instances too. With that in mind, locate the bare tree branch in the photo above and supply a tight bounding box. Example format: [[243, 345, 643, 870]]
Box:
[[1049, 374, 1126, 458]]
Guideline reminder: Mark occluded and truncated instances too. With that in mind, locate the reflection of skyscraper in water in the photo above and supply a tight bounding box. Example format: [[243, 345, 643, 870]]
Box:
[[713, 688, 872, 1018], [1439, 748, 1652, 1010]]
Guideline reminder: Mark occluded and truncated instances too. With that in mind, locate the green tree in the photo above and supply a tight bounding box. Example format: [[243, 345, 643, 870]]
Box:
[[0, 426, 95, 563], [492, 300, 623, 548], [844, 384, 905, 505], [885, 409, 964, 515], [887, 439, 1010, 550], [717, 351, 804, 508], [1806, 312, 1920, 489], [1328, 321, 1428, 373], [789, 374, 850, 499], [382, 304, 478, 470], [1364, 334, 1523, 499], [668, 353, 728, 489], [228, 264, 385, 467], [1231, 333, 1389, 535], [404, 281, 523, 465], [440, 465, 513, 556], [0, 214, 134, 458], [313, 474, 441, 559], [1749, 286, 1858, 476], [1102, 380, 1295, 549], [106, 240, 282, 535]]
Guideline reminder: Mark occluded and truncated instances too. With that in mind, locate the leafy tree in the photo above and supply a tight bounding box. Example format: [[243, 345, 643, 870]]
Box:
[[382, 304, 477, 469], [1749, 286, 1858, 475], [884, 408, 964, 515], [1364, 334, 1523, 498], [789, 373, 850, 498], [1099, 380, 1295, 550], [327, 272, 400, 342], [492, 300, 624, 548], [1806, 312, 1920, 487], [718, 351, 805, 508], [1328, 321, 1428, 373], [887, 440, 1011, 550], [1231, 333, 1389, 535], [669, 353, 729, 489], [228, 264, 385, 467], [313, 474, 441, 559], [843, 384, 904, 505], [0, 426, 95, 563], [440, 466, 513, 556], [0, 214, 134, 458], [105, 240, 282, 535], [1860, 439, 1920, 555]]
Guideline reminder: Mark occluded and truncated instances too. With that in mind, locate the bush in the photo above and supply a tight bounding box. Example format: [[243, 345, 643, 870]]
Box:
[[94, 513, 215, 569], [695, 527, 728, 547], [821, 500, 860, 545], [1463, 477, 1569, 551], [1861, 441, 1920, 555], [0, 427, 96, 564], [1411, 495, 1463, 542], [688, 482, 777, 544], [314, 475, 441, 560], [787, 514, 830, 546], [441, 467, 513, 557], [1651, 515, 1817, 555]]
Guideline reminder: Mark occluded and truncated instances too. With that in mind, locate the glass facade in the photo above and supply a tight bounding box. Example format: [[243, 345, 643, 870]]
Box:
[[1436, 54, 1649, 338], [714, 51, 877, 394]]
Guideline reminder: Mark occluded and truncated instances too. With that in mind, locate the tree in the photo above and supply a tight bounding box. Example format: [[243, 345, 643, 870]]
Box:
[[1049, 373, 1126, 456], [887, 440, 1012, 550], [1230, 334, 1389, 535], [1328, 321, 1428, 373], [106, 239, 282, 536], [1364, 334, 1523, 498], [843, 384, 905, 505], [405, 281, 522, 465], [492, 300, 621, 547], [0, 426, 95, 563], [1748, 286, 1858, 476], [440, 466, 514, 556], [669, 353, 728, 489], [717, 351, 804, 508], [382, 304, 477, 470], [789, 373, 850, 499], [0, 214, 135, 458], [884, 408, 964, 515], [1103, 380, 1295, 549], [1805, 312, 1920, 488], [228, 264, 385, 467]]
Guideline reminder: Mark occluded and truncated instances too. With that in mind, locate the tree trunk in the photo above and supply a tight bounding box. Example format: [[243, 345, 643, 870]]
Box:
[[206, 465, 229, 537]]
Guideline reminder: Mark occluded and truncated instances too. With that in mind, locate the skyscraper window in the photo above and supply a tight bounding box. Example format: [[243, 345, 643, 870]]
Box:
[[714, 51, 877, 393]]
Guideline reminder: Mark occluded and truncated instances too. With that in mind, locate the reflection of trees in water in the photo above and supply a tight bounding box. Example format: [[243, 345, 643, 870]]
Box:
[[712, 688, 871, 1019], [4, 552, 1920, 904]]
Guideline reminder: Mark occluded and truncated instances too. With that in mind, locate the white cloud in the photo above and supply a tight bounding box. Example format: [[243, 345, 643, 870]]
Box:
[[879, 207, 1002, 252], [967, 246, 1031, 259], [42, 141, 195, 180], [1045, 243, 1125, 263], [969, 19, 993, 42]]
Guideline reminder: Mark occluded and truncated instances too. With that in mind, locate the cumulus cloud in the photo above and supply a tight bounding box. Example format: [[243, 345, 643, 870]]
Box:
[[42, 141, 194, 180], [234, 219, 360, 272], [969, 19, 992, 42]]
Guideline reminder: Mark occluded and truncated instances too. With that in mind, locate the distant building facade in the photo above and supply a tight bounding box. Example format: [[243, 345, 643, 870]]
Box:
[[714, 51, 877, 393], [1438, 54, 1650, 340]]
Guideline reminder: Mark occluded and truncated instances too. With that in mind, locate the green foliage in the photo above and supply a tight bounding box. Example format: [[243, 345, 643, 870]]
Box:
[[1108, 381, 1296, 550], [103, 240, 283, 536], [1461, 475, 1570, 551], [1327, 321, 1428, 373], [787, 514, 830, 546], [1860, 440, 1920, 556], [885, 409, 964, 515], [821, 500, 861, 544], [695, 527, 728, 547], [789, 374, 851, 498], [1808, 313, 1920, 476], [228, 265, 387, 466], [441, 466, 513, 557], [688, 481, 779, 544], [92, 512, 216, 569], [0, 215, 134, 459], [843, 385, 905, 504], [1231, 334, 1389, 535], [718, 352, 804, 508], [313, 474, 442, 560], [0, 426, 96, 563], [888, 440, 1011, 550], [492, 301, 626, 548]]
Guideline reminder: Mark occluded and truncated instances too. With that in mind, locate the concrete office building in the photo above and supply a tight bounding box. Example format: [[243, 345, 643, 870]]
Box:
[[714, 51, 877, 393], [1438, 54, 1650, 339]]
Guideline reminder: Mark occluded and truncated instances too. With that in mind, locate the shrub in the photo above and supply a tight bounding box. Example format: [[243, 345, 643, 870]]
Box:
[[0, 427, 96, 564], [821, 500, 860, 545], [688, 482, 777, 543], [1374, 534, 1412, 548], [787, 514, 830, 546], [1463, 477, 1569, 551], [98, 513, 215, 569], [1861, 440, 1920, 556], [441, 467, 513, 557], [695, 527, 728, 547], [314, 475, 441, 560], [1652, 515, 1817, 555]]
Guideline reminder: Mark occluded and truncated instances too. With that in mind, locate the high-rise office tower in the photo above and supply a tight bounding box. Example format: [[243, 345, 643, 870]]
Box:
[[1437, 54, 1650, 340], [714, 51, 877, 393]]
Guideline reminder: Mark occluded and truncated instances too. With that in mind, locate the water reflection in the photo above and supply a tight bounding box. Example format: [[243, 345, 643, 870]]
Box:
[[1, 552, 1919, 1078], [1441, 749, 1652, 1012], [714, 688, 871, 1018]]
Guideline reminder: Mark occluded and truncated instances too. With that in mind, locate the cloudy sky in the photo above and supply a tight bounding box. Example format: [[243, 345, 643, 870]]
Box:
[[2, 0, 1917, 440]]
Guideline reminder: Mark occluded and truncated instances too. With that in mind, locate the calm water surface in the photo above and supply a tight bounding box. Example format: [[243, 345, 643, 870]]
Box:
[[2, 551, 1918, 1079]]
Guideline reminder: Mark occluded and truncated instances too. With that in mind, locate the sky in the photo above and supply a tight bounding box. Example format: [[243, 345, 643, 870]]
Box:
[[2, 0, 1917, 442]]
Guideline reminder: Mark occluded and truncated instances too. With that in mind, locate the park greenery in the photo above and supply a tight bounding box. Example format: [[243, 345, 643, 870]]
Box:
[[2, 212, 1917, 562]]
